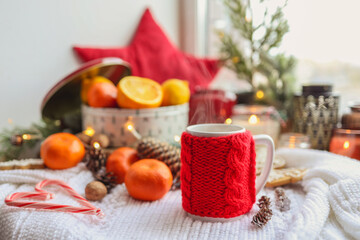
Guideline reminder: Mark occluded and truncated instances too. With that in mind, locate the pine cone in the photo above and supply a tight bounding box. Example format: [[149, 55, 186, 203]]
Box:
[[137, 137, 181, 188], [258, 196, 271, 209], [275, 187, 291, 212], [94, 172, 117, 192], [251, 208, 273, 228], [85, 146, 107, 173]]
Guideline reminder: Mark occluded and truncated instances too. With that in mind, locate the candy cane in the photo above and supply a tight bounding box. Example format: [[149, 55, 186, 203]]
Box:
[[5, 179, 104, 218]]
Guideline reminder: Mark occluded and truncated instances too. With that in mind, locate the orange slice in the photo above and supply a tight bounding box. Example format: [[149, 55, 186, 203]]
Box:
[[117, 76, 163, 109]]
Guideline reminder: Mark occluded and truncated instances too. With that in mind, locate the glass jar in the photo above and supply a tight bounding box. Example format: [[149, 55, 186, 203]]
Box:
[[231, 105, 282, 145]]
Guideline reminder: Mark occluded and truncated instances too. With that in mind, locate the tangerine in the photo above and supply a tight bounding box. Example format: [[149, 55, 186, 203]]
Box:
[[117, 76, 163, 109], [124, 159, 173, 201], [106, 147, 139, 184], [87, 81, 118, 108], [81, 76, 112, 104], [40, 133, 85, 170]]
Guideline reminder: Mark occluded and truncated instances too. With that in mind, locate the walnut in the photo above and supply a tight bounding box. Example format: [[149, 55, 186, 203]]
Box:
[[85, 181, 107, 201]]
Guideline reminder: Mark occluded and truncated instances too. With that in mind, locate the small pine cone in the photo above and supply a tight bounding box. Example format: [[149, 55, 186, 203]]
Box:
[[275, 187, 291, 212], [137, 137, 181, 178], [85, 147, 107, 173], [94, 172, 117, 192], [251, 208, 273, 228], [258, 196, 271, 209]]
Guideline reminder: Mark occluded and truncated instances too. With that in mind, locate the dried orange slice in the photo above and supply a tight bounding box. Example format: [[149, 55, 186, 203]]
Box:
[[117, 76, 163, 109]]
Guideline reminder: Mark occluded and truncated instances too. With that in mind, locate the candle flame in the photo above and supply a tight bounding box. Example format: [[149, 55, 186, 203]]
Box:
[[83, 127, 95, 137], [22, 134, 31, 140], [248, 115, 259, 124], [225, 118, 232, 124], [174, 135, 181, 142], [343, 141, 350, 149], [93, 141, 100, 149]]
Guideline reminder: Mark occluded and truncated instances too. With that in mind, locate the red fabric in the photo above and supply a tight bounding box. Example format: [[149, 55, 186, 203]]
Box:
[[73, 8, 221, 93], [180, 131, 256, 218]]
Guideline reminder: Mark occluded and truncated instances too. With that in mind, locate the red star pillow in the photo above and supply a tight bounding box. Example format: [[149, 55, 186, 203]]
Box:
[[73, 8, 220, 93]]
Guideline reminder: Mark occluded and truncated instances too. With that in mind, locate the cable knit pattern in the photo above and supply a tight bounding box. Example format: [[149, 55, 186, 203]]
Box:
[[180, 131, 256, 218]]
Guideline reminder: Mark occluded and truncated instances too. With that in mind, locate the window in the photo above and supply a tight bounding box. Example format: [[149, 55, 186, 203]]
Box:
[[192, 0, 360, 114]]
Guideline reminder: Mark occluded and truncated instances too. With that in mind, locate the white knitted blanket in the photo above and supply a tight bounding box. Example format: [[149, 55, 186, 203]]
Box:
[[0, 149, 360, 240]]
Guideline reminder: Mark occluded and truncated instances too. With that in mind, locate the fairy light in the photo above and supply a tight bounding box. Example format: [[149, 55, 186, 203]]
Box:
[[174, 135, 181, 143], [83, 127, 95, 137], [8, 118, 13, 125], [248, 115, 259, 124], [127, 124, 134, 131], [225, 118, 232, 125], [256, 90, 264, 100], [125, 122, 141, 140], [93, 141, 101, 149], [232, 56, 240, 64], [343, 141, 350, 149], [22, 134, 31, 140]]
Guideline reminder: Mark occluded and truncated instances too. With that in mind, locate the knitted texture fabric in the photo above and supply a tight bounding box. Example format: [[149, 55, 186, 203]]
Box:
[[1, 149, 360, 239], [180, 131, 256, 218]]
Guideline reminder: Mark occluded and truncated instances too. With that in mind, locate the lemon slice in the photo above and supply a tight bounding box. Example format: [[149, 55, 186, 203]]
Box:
[[117, 76, 163, 109]]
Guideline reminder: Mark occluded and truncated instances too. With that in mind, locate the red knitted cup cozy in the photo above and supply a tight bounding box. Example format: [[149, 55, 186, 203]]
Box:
[[181, 131, 256, 218]]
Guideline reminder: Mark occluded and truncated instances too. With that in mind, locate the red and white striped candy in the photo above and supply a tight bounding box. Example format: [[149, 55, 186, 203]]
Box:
[[4, 179, 104, 218]]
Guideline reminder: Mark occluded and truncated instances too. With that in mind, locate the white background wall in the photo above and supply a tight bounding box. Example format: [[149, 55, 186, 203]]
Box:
[[0, 0, 179, 130]]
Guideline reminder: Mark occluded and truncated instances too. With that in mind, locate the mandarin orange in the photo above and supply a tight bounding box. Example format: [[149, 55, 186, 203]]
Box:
[[40, 133, 85, 170], [124, 159, 173, 201], [106, 147, 139, 184], [87, 82, 118, 108]]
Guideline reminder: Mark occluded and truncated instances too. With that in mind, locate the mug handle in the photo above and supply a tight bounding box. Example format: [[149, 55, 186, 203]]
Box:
[[253, 134, 274, 194]]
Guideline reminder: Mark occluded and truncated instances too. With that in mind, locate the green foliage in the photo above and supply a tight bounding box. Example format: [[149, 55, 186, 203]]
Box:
[[0, 120, 61, 161], [219, 0, 296, 119]]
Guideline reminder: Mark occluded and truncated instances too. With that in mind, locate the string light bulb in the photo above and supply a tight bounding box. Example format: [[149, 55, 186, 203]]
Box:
[[125, 121, 141, 140], [248, 115, 259, 124], [93, 141, 101, 149], [343, 141, 350, 149], [174, 135, 181, 143], [256, 90, 264, 100], [225, 118, 232, 125], [83, 127, 95, 137]]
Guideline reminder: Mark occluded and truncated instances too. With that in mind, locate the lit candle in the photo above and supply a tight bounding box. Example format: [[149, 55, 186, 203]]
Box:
[[231, 105, 281, 145], [329, 129, 360, 160]]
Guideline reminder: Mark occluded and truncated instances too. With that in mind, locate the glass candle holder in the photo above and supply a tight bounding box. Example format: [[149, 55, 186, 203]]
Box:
[[230, 105, 282, 145], [329, 129, 360, 160], [278, 132, 311, 149]]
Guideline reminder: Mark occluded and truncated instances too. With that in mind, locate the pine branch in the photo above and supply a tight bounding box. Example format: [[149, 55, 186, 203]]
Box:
[[0, 120, 61, 161], [220, 0, 295, 119]]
